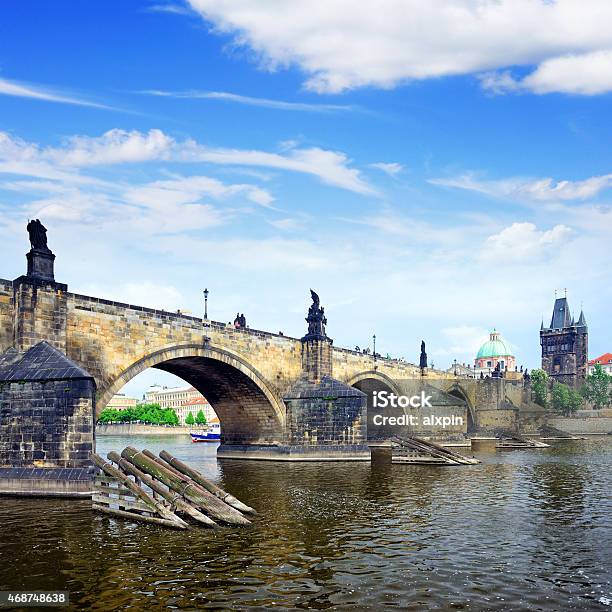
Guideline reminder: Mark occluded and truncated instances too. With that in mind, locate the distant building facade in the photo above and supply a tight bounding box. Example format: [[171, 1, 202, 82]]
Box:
[[540, 296, 588, 388], [144, 384, 217, 425], [107, 393, 138, 411], [588, 353, 612, 375], [474, 329, 516, 376], [180, 396, 216, 424]]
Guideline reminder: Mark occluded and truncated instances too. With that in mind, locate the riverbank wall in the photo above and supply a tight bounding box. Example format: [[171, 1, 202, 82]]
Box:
[[549, 409, 612, 435], [96, 423, 192, 436]]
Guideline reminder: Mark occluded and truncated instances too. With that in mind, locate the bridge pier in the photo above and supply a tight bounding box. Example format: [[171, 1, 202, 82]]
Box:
[[217, 293, 370, 461]]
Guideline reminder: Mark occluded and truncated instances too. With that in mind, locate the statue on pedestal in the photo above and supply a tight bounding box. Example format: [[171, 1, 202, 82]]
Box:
[[419, 340, 428, 370], [27, 219, 50, 252], [304, 289, 327, 339], [25, 219, 55, 281]]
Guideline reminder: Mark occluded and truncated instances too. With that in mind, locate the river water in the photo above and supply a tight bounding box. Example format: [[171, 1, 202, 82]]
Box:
[[0, 436, 610, 611]]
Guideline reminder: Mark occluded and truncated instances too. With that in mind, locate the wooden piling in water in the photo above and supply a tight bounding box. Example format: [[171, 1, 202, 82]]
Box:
[[107, 451, 218, 528], [91, 453, 188, 529], [158, 449, 256, 515], [390, 436, 480, 465], [121, 447, 251, 526]]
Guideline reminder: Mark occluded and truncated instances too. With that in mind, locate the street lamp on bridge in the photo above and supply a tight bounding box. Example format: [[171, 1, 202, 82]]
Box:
[[203, 288, 209, 321]]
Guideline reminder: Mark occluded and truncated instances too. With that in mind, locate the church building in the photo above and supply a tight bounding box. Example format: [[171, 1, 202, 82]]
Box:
[[474, 329, 516, 376]]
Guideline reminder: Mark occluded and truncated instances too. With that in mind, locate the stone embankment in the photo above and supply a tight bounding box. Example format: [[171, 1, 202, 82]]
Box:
[[549, 409, 612, 435], [96, 423, 192, 436]]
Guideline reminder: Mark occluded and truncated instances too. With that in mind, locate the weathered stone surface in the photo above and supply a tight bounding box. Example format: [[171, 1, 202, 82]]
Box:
[[283, 376, 367, 447], [26, 249, 56, 282], [0, 466, 94, 496], [0, 342, 95, 469]]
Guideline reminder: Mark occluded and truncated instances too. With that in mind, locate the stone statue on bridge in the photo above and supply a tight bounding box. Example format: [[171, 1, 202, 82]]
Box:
[[419, 340, 428, 370], [304, 289, 327, 339], [27, 219, 50, 252]]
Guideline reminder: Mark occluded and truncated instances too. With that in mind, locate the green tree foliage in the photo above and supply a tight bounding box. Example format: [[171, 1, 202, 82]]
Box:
[[530, 369, 549, 407], [97, 402, 181, 425], [195, 409, 207, 425], [581, 364, 612, 409], [551, 382, 583, 416], [185, 412, 195, 425]]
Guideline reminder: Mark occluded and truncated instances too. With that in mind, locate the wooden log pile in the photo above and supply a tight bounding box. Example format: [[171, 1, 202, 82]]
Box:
[[495, 430, 550, 449], [390, 435, 480, 465], [91, 447, 255, 529]]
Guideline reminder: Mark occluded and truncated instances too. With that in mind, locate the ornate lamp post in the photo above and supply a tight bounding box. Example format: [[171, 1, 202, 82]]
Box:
[[453, 358, 458, 376], [373, 334, 377, 363], [203, 288, 209, 321]]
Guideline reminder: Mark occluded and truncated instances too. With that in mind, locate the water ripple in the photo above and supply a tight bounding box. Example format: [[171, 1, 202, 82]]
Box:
[[0, 436, 610, 610]]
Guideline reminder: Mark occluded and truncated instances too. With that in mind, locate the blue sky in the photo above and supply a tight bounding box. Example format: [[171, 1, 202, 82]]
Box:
[[1, 1, 611, 397]]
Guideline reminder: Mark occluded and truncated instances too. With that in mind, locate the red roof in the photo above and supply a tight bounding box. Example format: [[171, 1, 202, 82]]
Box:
[[589, 352, 612, 365], [182, 397, 210, 406]]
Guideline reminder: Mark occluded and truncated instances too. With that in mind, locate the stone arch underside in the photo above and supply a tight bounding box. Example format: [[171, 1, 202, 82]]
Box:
[[97, 345, 285, 445], [445, 385, 477, 433], [347, 371, 399, 441]]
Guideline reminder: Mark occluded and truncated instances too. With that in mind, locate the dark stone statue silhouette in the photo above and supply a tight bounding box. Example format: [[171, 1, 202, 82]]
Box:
[[27, 219, 50, 252], [304, 289, 327, 339], [419, 340, 428, 370], [25, 219, 56, 281]]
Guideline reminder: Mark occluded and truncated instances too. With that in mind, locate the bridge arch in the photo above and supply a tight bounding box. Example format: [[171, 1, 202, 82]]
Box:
[[97, 343, 285, 445], [346, 371, 403, 396], [346, 371, 403, 441], [445, 383, 477, 433]]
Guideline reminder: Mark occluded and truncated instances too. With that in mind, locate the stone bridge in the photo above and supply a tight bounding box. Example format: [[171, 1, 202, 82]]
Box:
[[0, 235, 543, 467]]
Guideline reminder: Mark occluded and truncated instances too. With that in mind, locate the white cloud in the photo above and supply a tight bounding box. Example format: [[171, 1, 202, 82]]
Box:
[[186, 0, 612, 94], [0, 129, 373, 195], [124, 175, 274, 208], [0, 77, 113, 108], [430, 173, 612, 202], [182, 142, 376, 195], [369, 162, 403, 177], [485, 222, 572, 260], [140, 89, 357, 112], [146, 3, 193, 16], [49, 129, 175, 166], [269, 217, 304, 231], [481, 50, 612, 95]]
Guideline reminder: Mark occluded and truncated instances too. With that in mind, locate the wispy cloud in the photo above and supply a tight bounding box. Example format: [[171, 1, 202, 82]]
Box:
[[146, 3, 192, 16], [139, 89, 358, 113], [369, 162, 403, 177], [0, 128, 375, 195], [0, 77, 114, 109], [430, 172, 612, 202]]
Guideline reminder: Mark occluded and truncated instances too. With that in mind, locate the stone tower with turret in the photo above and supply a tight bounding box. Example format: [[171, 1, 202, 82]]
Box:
[[540, 296, 588, 388]]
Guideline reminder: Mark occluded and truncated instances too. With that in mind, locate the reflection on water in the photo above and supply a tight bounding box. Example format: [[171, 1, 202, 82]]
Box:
[[0, 436, 610, 610]]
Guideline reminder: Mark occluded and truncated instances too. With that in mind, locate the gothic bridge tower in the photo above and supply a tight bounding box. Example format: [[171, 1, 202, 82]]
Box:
[[540, 295, 588, 388]]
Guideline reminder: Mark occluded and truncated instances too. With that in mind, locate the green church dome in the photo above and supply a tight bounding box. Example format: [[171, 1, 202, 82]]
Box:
[[476, 330, 513, 359]]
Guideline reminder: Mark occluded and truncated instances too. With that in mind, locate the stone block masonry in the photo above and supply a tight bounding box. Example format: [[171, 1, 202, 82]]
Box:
[[0, 279, 13, 354], [0, 341, 95, 496]]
